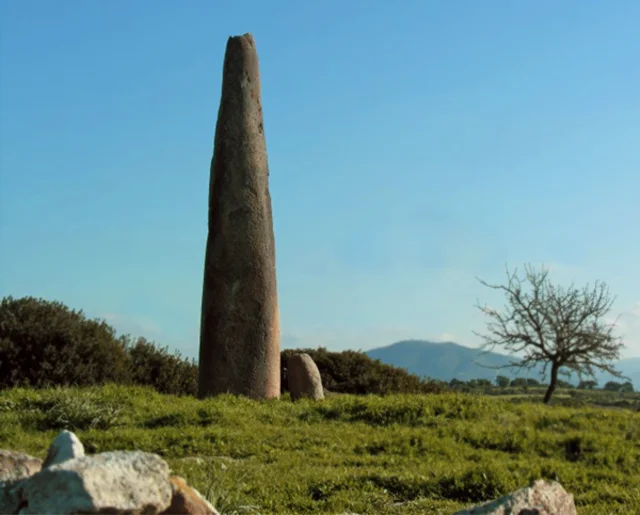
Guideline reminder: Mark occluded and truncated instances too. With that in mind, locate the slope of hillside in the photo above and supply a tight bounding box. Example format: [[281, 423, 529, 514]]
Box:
[[595, 357, 640, 388], [366, 340, 639, 387], [366, 340, 525, 382]]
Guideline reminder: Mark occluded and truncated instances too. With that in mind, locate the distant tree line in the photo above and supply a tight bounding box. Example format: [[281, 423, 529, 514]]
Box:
[[0, 296, 444, 397], [446, 375, 634, 393]]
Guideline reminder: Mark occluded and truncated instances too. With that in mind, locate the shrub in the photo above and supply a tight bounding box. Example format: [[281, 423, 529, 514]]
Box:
[[0, 296, 197, 396], [281, 347, 445, 396], [556, 379, 574, 389], [0, 296, 130, 389], [496, 375, 510, 388], [125, 336, 198, 396], [1, 296, 446, 397]]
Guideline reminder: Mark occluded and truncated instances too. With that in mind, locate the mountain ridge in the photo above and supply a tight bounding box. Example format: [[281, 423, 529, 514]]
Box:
[[365, 339, 640, 387]]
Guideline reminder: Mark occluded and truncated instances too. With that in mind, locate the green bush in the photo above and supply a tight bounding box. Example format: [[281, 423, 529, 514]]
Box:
[[125, 336, 198, 396], [0, 296, 197, 396], [281, 347, 445, 396], [1, 296, 445, 397], [0, 296, 130, 389]]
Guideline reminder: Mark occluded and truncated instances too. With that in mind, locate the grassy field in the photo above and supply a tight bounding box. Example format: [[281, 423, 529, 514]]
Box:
[[0, 385, 638, 514], [484, 386, 640, 412]]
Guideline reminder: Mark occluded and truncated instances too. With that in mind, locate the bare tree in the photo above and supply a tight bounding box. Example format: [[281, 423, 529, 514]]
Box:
[[475, 264, 626, 404]]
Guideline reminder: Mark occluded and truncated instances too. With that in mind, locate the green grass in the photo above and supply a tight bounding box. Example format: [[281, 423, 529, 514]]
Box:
[[484, 386, 640, 411], [1, 385, 638, 514]]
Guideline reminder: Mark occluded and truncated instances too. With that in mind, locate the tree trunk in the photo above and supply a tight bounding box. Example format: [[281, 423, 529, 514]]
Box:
[[543, 361, 560, 404]]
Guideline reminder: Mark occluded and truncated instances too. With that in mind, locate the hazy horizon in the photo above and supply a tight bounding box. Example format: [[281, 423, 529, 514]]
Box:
[[1, 1, 639, 359]]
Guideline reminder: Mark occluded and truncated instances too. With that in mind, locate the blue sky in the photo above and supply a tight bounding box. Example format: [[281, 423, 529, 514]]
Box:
[[1, 1, 639, 359]]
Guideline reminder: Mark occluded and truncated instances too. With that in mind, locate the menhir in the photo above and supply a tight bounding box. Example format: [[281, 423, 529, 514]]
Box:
[[198, 33, 280, 400]]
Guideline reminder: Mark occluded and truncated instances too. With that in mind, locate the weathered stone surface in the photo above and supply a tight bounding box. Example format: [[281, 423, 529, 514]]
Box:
[[0, 450, 42, 514], [0, 480, 22, 515], [453, 479, 576, 515], [17, 451, 172, 514], [0, 450, 42, 482], [199, 32, 280, 400], [42, 430, 85, 468], [287, 353, 324, 401], [161, 476, 220, 515]]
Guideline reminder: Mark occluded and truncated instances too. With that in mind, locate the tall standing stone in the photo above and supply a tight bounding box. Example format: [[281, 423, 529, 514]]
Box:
[[198, 33, 280, 399]]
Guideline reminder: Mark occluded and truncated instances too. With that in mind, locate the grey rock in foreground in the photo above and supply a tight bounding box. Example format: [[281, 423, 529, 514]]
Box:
[[17, 451, 172, 514], [287, 353, 325, 401], [199, 32, 280, 400], [1, 431, 220, 515], [42, 429, 85, 468], [453, 479, 576, 515], [1, 430, 578, 515], [0, 449, 42, 481], [0, 451, 43, 515], [0, 450, 42, 483], [0, 481, 22, 515]]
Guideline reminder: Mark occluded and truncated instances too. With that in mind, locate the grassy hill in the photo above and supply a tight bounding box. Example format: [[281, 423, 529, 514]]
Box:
[[1, 385, 638, 514], [367, 340, 517, 382], [366, 340, 640, 387]]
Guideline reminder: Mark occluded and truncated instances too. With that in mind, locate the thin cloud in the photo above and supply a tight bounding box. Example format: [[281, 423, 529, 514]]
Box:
[[613, 301, 640, 357]]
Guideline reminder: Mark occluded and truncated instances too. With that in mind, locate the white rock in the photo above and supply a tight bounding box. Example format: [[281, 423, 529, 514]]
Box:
[[0, 450, 42, 482], [0, 450, 43, 514], [18, 450, 172, 514], [453, 479, 576, 515], [42, 430, 85, 468]]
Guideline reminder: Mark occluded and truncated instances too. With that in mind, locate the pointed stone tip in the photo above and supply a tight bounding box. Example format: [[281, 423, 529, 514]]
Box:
[[228, 33, 255, 45]]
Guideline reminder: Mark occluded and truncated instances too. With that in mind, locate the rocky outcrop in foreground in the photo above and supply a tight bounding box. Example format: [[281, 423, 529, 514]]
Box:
[[1, 431, 577, 514], [0, 431, 218, 515], [453, 479, 576, 515]]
